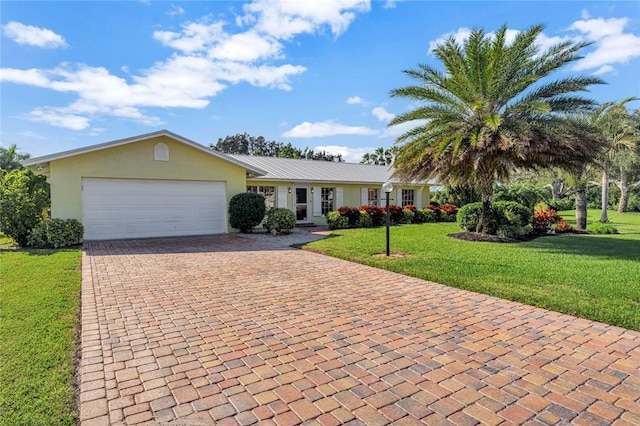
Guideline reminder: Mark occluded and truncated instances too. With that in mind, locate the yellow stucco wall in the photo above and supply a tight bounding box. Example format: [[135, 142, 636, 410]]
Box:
[[49, 135, 247, 231]]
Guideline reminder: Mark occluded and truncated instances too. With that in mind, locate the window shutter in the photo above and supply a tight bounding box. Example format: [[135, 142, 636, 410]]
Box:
[[396, 188, 402, 206], [415, 189, 422, 208], [361, 188, 368, 206], [277, 186, 288, 208], [336, 187, 344, 209], [313, 187, 322, 216]]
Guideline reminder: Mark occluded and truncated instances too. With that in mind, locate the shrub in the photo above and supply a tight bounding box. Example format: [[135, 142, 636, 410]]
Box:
[[628, 192, 640, 212], [264, 208, 296, 235], [381, 204, 403, 225], [439, 204, 458, 222], [404, 204, 417, 212], [532, 209, 561, 234], [548, 198, 574, 211], [457, 202, 483, 231], [402, 208, 415, 224], [360, 205, 384, 226], [0, 169, 50, 247], [497, 224, 532, 240], [356, 210, 373, 228], [424, 204, 442, 220], [555, 219, 573, 233], [327, 211, 349, 229], [337, 206, 361, 227], [228, 192, 266, 232], [493, 201, 533, 227], [27, 218, 84, 248], [587, 222, 618, 234], [413, 208, 433, 224]]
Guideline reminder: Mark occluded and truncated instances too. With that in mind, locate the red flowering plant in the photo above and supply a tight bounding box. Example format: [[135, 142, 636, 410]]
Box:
[[440, 204, 458, 222], [403, 204, 417, 212], [359, 205, 385, 227], [337, 206, 361, 227], [554, 218, 573, 233], [532, 209, 562, 234], [381, 204, 404, 224]]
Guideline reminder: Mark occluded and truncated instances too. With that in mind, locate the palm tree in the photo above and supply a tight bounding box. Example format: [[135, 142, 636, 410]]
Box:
[[360, 147, 395, 165], [389, 24, 603, 234], [0, 144, 30, 171], [582, 99, 638, 222]]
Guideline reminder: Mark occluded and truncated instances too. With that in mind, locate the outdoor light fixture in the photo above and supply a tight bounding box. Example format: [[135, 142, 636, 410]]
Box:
[[382, 181, 394, 256], [288, 187, 292, 194]]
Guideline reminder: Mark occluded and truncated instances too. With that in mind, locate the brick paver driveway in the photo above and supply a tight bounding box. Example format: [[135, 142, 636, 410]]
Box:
[[79, 235, 640, 425]]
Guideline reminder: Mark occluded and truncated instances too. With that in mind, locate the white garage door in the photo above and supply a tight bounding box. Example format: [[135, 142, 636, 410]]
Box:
[[82, 178, 226, 240]]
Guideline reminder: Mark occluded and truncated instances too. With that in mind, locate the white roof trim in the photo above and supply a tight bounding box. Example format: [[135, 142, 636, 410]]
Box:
[[23, 129, 267, 176]]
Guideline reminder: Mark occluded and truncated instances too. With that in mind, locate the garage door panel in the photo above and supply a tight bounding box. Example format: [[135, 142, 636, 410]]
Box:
[[83, 178, 227, 240]]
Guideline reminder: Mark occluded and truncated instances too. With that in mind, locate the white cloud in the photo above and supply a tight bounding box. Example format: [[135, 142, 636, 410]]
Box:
[[346, 96, 366, 105], [313, 144, 376, 163], [378, 120, 426, 139], [2, 21, 67, 48], [428, 27, 472, 52], [167, 4, 185, 16], [282, 120, 379, 138], [0, 0, 373, 130], [243, 0, 371, 40], [382, 0, 403, 9], [569, 17, 640, 72], [28, 108, 90, 130], [153, 21, 226, 54], [428, 17, 640, 75], [372, 106, 394, 122], [593, 65, 615, 75]]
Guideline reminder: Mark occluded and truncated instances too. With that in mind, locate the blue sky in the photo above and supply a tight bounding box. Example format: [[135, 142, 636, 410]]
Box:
[[2, 1, 640, 162]]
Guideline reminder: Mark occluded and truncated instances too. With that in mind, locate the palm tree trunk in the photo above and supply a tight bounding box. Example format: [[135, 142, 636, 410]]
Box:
[[617, 169, 629, 213], [476, 191, 497, 235], [575, 186, 587, 230], [599, 169, 609, 222]]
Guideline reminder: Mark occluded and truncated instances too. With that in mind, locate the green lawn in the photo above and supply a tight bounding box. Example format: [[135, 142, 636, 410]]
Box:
[[305, 210, 640, 331], [0, 248, 82, 426]]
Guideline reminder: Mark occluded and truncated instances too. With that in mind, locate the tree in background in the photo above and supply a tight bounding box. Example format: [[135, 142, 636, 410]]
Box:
[[360, 147, 395, 165], [580, 99, 639, 222], [389, 24, 602, 234], [0, 144, 30, 171], [612, 109, 640, 212], [211, 133, 343, 162]]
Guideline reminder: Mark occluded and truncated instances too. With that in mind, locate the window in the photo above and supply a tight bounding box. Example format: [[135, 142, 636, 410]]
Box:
[[321, 187, 334, 215], [401, 189, 415, 207], [247, 186, 276, 208], [367, 188, 379, 206], [154, 142, 169, 161]]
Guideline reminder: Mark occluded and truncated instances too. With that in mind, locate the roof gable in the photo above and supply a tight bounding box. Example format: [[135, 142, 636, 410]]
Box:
[[23, 130, 267, 176]]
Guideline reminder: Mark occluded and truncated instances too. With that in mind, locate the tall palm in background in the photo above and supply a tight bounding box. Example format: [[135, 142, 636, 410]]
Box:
[[0, 145, 30, 171], [587, 100, 639, 221], [360, 147, 395, 165], [389, 24, 603, 234]]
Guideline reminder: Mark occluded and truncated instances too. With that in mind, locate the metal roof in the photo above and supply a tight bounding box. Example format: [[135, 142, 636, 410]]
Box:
[[23, 130, 267, 176], [229, 155, 403, 184]]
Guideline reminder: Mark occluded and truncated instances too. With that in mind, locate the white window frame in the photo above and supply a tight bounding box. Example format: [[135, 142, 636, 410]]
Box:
[[401, 189, 415, 207], [321, 187, 334, 216], [247, 185, 276, 209]]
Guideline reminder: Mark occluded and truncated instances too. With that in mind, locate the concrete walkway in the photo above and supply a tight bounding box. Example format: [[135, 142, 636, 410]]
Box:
[[79, 235, 640, 425]]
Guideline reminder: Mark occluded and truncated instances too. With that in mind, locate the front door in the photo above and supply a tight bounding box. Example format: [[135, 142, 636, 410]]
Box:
[[295, 187, 308, 222]]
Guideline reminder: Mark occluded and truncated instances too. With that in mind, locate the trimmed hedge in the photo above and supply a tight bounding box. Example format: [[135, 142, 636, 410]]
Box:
[[27, 218, 84, 248], [229, 192, 266, 232], [264, 208, 296, 235], [327, 203, 458, 230]]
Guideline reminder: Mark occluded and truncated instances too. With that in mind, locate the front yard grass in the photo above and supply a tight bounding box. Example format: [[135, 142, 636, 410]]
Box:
[[305, 210, 640, 331], [0, 248, 82, 426]]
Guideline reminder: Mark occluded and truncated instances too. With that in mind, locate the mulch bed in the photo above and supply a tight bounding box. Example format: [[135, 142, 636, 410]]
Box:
[[449, 229, 588, 243]]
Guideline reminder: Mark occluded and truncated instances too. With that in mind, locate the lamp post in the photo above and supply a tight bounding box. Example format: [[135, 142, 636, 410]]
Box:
[[382, 181, 394, 256]]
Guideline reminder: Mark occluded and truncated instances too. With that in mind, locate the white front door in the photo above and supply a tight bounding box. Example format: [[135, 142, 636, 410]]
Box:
[[295, 186, 309, 222]]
